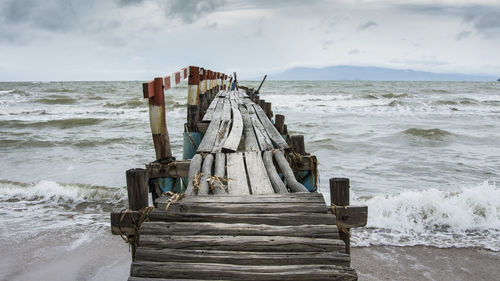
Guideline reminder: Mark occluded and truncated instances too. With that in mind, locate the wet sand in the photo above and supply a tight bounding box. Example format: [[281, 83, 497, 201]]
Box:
[[351, 246, 500, 281]]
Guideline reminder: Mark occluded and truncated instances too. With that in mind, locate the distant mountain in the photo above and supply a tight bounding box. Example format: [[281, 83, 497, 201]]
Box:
[[269, 66, 496, 81]]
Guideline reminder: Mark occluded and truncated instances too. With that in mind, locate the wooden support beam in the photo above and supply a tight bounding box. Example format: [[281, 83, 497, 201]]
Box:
[[274, 114, 285, 135], [126, 168, 149, 211], [264, 102, 272, 119], [290, 135, 306, 155], [262, 151, 288, 193], [334, 205, 368, 228], [211, 153, 227, 195], [330, 178, 350, 254], [273, 150, 308, 192], [256, 74, 267, 93], [144, 78, 172, 159], [185, 154, 203, 195], [198, 154, 214, 195], [187, 66, 200, 131]]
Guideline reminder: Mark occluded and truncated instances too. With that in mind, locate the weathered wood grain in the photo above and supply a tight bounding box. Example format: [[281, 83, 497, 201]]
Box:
[[263, 151, 288, 193], [211, 152, 227, 195], [184, 154, 203, 195], [201, 91, 222, 122], [222, 100, 243, 152], [134, 249, 349, 267], [130, 262, 357, 281], [159, 202, 328, 214], [212, 119, 231, 153], [274, 150, 309, 192], [246, 103, 273, 150], [139, 235, 345, 252], [198, 154, 214, 195], [239, 105, 260, 151], [244, 152, 274, 194], [252, 104, 289, 149], [226, 153, 250, 195], [334, 205, 368, 228], [140, 222, 339, 238]]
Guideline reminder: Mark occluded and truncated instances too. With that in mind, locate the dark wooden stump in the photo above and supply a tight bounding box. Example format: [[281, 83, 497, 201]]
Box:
[[329, 178, 350, 254]]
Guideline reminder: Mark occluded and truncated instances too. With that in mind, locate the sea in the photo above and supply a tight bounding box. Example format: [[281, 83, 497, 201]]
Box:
[[0, 80, 499, 281]]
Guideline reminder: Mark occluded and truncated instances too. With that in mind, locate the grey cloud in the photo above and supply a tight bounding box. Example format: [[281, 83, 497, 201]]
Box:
[[165, 0, 226, 24], [116, 0, 143, 6], [358, 21, 377, 30], [348, 49, 359, 55], [464, 10, 500, 32], [456, 31, 471, 40]]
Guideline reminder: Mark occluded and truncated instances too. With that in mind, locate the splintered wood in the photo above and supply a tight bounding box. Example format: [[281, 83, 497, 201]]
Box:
[[187, 89, 307, 195]]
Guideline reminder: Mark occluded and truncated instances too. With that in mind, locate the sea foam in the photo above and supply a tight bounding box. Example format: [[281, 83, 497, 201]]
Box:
[[351, 181, 500, 250]]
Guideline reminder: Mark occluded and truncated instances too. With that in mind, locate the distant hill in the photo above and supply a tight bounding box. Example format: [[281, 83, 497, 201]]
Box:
[[269, 66, 496, 81]]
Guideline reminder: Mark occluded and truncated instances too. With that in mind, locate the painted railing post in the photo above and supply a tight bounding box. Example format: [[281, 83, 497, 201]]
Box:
[[143, 77, 172, 160], [187, 66, 200, 132]]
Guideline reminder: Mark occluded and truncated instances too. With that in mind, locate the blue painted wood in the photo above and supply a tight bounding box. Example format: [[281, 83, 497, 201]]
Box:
[[183, 132, 202, 160]]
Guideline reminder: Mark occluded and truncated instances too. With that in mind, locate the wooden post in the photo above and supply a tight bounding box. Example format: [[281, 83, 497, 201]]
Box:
[[187, 66, 200, 131], [144, 77, 172, 159], [254, 95, 260, 105], [256, 74, 267, 93], [275, 114, 285, 135], [125, 168, 148, 260], [330, 178, 350, 254], [264, 102, 272, 119], [259, 99, 266, 110], [290, 135, 305, 155]]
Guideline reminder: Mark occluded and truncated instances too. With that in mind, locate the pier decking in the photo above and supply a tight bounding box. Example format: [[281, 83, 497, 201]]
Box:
[[111, 66, 366, 280]]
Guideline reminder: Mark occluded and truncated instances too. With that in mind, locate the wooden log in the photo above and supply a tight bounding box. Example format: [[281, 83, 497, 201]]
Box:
[[185, 154, 203, 195], [126, 168, 148, 211], [222, 100, 243, 152], [140, 222, 339, 239], [274, 150, 309, 192], [246, 104, 273, 150], [335, 205, 368, 228], [226, 153, 250, 195], [274, 114, 285, 135], [147, 211, 337, 226], [156, 193, 324, 205], [211, 153, 227, 195], [290, 135, 306, 155], [130, 262, 357, 281], [159, 202, 328, 214], [110, 209, 139, 235], [251, 104, 289, 149], [134, 248, 349, 267], [239, 105, 260, 151], [187, 66, 200, 132], [139, 235, 345, 252], [330, 178, 350, 254], [244, 152, 274, 194], [198, 154, 214, 195], [146, 160, 190, 178], [264, 102, 272, 119], [263, 151, 288, 193]]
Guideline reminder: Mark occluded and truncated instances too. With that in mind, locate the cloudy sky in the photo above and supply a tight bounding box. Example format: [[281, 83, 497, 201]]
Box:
[[1, 0, 500, 81]]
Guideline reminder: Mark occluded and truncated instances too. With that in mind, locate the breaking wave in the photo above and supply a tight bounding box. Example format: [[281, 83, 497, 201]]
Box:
[[352, 181, 500, 251], [402, 128, 452, 139]]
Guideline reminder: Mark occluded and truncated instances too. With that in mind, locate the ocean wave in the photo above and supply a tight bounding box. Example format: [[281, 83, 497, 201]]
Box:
[[0, 118, 104, 129], [382, 93, 409, 99], [0, 179, 127, 204], [104, 99, 145, 108], [0, 137, 134, 149], [402, 128, 452, 139], [34, 95, 78, 105], [352, 181, 500, 250]]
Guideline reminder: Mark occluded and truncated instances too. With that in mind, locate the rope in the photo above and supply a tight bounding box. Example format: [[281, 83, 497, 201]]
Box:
[[331, 204, 351, 237], [193, 172, 204, 190], [118, 206, 155, 249], [207, 175, 232, 190], [164, 192, 186, 212]]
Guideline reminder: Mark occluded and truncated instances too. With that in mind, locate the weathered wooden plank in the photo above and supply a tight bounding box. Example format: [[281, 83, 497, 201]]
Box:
[[246, 103, 273, 150], [197, 97, 225, 152], [198, 154, 214, 195], [274, 150, 309, 192], [239, 105, 260, 152], [263, 151, 288, 193], [226, 153, 250, 195], [211, 119, 231, 153], [252, 104, 289, 149], [244, 152, 274, 194], [155, 193, 324, 205], [184, 154, 203, 195], [131, 262, 357, 281], [139, 235, 345, 252], [222, 100, 243, 152], [129, 278, 220, 281], [201, 91, 222, 122], [140, 222, 339, 238], [221, 97, 231, 121], [159, 202, 328, 214], [211, 152, 227, 195], [334, 205, 368, 228], [135, 249, 349, 267]]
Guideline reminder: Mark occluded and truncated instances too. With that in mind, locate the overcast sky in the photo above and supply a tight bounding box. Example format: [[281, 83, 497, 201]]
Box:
[[1, 0, 500, 81]]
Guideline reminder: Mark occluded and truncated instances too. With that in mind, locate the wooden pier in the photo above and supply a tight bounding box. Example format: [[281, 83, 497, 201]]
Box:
[[111, 66, 367, 280]]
